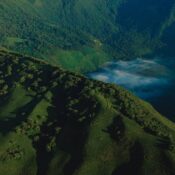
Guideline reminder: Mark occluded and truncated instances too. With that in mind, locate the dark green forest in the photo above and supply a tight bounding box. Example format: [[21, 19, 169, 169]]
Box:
[[1, 0, 175, 72]]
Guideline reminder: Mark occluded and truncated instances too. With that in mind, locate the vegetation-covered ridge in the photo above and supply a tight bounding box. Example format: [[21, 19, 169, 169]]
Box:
[[0, 50, 175, 175]]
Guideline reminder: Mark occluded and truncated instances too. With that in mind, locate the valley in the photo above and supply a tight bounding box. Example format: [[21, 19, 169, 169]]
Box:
[[1, 0, 175, 72], [1, 0, 175, 174]]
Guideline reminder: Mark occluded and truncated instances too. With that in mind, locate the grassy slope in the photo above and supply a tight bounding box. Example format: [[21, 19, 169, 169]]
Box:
[[0, 50, 175, 175]]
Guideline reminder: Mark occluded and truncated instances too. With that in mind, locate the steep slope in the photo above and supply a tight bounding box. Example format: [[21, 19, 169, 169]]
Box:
[[0, 0, 111, 72], [115, 0, 175, 57], [1, 0, 175, 72], [1, 50, 175, 175]]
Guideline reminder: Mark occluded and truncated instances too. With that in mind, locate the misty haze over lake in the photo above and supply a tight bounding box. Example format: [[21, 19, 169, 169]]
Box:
[[88, 58, 175, 120]]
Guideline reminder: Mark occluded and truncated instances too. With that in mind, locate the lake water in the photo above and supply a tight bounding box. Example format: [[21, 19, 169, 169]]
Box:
[[87, 58, 175, 120]]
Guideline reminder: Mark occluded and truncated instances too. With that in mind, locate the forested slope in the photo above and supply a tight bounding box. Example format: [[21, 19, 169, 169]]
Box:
[[1, 50, 175, 175], [1, 0, 175, 72]]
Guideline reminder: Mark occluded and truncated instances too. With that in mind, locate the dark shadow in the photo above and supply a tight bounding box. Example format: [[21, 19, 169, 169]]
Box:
[[159, 150, 175, 175], [156, 137, 172, 150], [61, 121, 88, 175], [33, 88, 66, 175], [112, 142, 144, 175], [103, 116, 125, 142]]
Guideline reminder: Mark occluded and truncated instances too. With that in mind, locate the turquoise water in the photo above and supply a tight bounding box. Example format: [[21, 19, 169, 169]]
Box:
[[87, 58, 175, 120]]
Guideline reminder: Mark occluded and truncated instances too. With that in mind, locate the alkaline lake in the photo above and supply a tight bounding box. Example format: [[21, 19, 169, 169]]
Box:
[[87, 58, 175, 121]]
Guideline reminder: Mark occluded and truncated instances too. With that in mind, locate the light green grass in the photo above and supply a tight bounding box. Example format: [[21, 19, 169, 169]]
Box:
[[4, 37, 25, 47], [49, 47, 110, 72]]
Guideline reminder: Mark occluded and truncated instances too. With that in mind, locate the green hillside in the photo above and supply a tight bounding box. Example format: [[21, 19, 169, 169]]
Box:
[[0, 0, 112, 72], [1, 0, 175, 72], [1, 50, 175, 175]]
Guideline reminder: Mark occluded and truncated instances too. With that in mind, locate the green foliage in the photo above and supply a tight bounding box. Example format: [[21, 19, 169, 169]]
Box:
[[1, 140, 24, 162], [1, 0, 175, 72], [50, 47, 110, 72], [0, 50, 175, 174]]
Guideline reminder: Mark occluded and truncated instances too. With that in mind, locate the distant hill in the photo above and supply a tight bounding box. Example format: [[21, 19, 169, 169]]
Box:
[[0, 49, 175, 175], [1, 0, 175, 72]]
